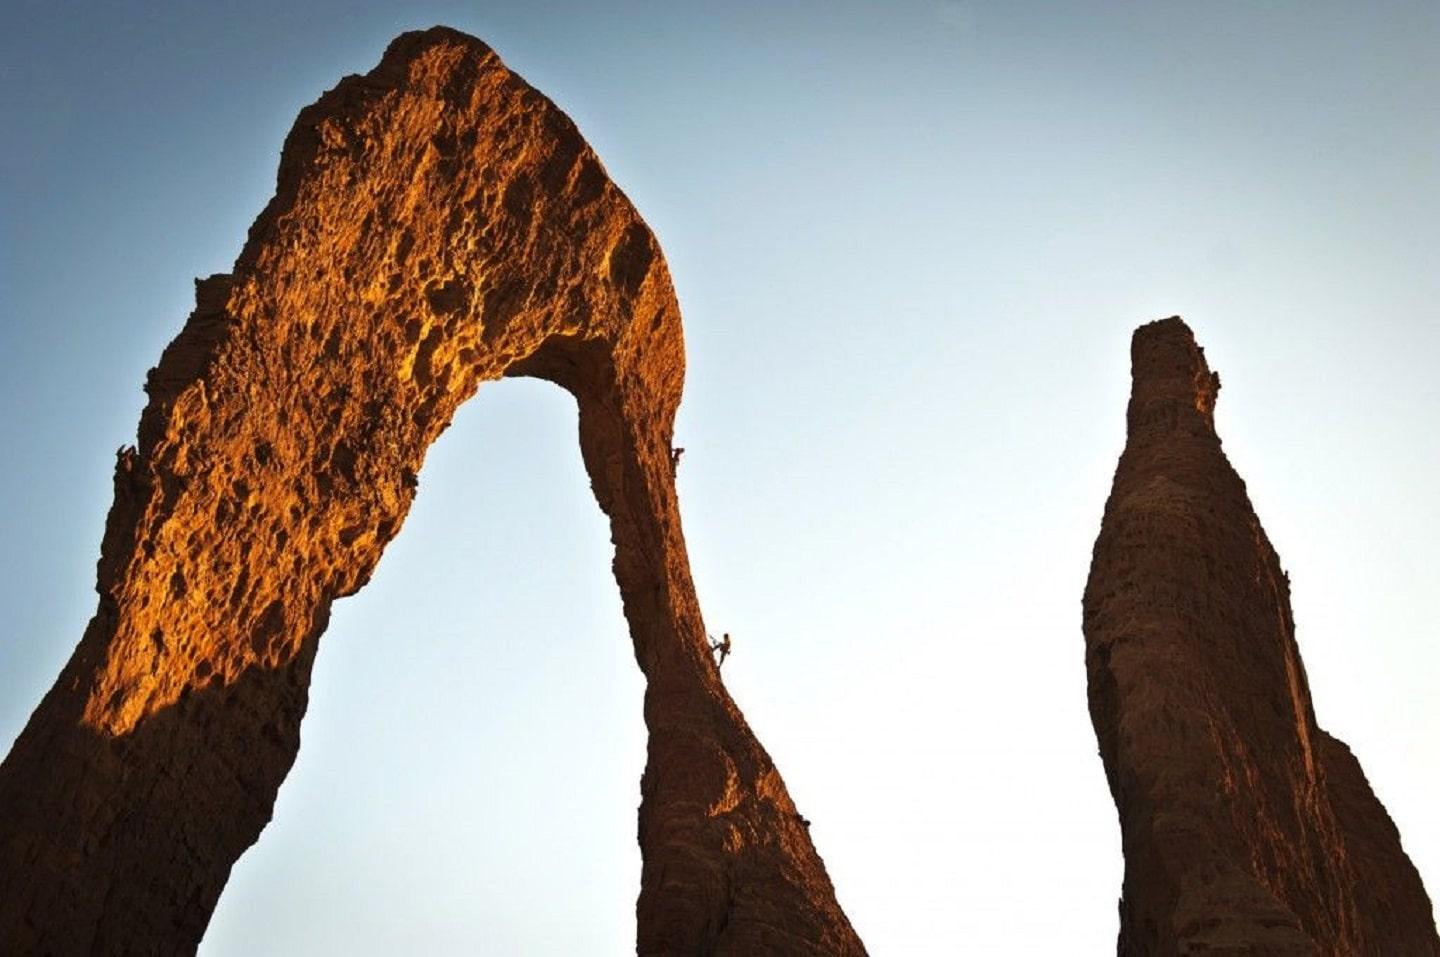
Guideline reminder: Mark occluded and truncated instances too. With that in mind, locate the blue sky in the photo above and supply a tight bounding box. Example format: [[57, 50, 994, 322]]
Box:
[[3, 1, 1437, 952]]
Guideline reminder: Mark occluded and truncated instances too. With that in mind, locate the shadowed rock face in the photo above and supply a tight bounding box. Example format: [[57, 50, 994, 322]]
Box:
[[0, 27, 863, 955], [1083, 317, 1438, 955]]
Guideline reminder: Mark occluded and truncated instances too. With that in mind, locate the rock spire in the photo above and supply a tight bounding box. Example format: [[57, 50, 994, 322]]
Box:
[[1083, 317, 1437, 954]]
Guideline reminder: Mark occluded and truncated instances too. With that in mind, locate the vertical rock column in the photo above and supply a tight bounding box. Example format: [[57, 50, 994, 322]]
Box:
[[516, 335, 863, 955], [0, 27, 862, 955], [1083, 317, 1437, 955]]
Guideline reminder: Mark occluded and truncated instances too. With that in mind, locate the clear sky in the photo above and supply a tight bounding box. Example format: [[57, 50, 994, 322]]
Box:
[[2, 1, 1437, 953]]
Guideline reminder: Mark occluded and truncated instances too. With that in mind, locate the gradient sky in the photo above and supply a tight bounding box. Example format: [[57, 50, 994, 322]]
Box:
[[3, 1, 1437, 953]]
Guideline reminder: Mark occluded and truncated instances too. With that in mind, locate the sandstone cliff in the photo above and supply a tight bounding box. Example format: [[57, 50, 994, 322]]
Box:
[[0, 27, 863, 955], [1083, 317, 1438, 954]]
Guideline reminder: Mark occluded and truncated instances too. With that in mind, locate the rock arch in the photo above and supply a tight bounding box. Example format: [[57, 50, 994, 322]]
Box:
[[0, 27, 863, 955]]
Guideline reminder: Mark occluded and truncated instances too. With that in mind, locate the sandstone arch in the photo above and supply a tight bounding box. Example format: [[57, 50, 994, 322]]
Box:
[[0, 27, 863, 955]]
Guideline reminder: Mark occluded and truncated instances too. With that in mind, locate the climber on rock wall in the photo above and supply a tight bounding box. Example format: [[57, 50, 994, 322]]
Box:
[[710, 632, 732, 667]]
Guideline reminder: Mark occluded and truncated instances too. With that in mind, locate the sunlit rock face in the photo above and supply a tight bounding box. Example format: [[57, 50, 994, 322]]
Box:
[[1083, 317, 1438, 955], [0, 27, 863, 955]]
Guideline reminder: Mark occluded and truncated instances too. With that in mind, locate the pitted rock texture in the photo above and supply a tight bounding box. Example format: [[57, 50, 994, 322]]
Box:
[[0, 27, 863, 955], [1083, 317, 1438, 955]]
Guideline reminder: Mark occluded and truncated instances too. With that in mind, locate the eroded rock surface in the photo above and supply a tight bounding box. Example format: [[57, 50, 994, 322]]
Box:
[[0, 27, 863, 955], [1083, 317, 1437, 955]]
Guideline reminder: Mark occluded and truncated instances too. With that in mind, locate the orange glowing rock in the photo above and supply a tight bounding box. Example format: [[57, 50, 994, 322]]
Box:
[[0, 27, 864, 954]]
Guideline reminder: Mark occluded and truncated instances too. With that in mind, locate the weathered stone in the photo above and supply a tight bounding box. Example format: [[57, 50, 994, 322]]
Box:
[[0, 27, 863, 955], [1083, 317, 1437, 954]]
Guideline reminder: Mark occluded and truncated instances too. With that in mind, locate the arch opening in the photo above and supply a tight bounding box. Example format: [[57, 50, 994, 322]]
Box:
[[202, 377, 645, 954]]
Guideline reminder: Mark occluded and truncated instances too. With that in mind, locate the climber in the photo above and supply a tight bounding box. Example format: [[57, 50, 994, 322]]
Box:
[[670, 445, 685, 473], [709, 632, 732, 667]]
